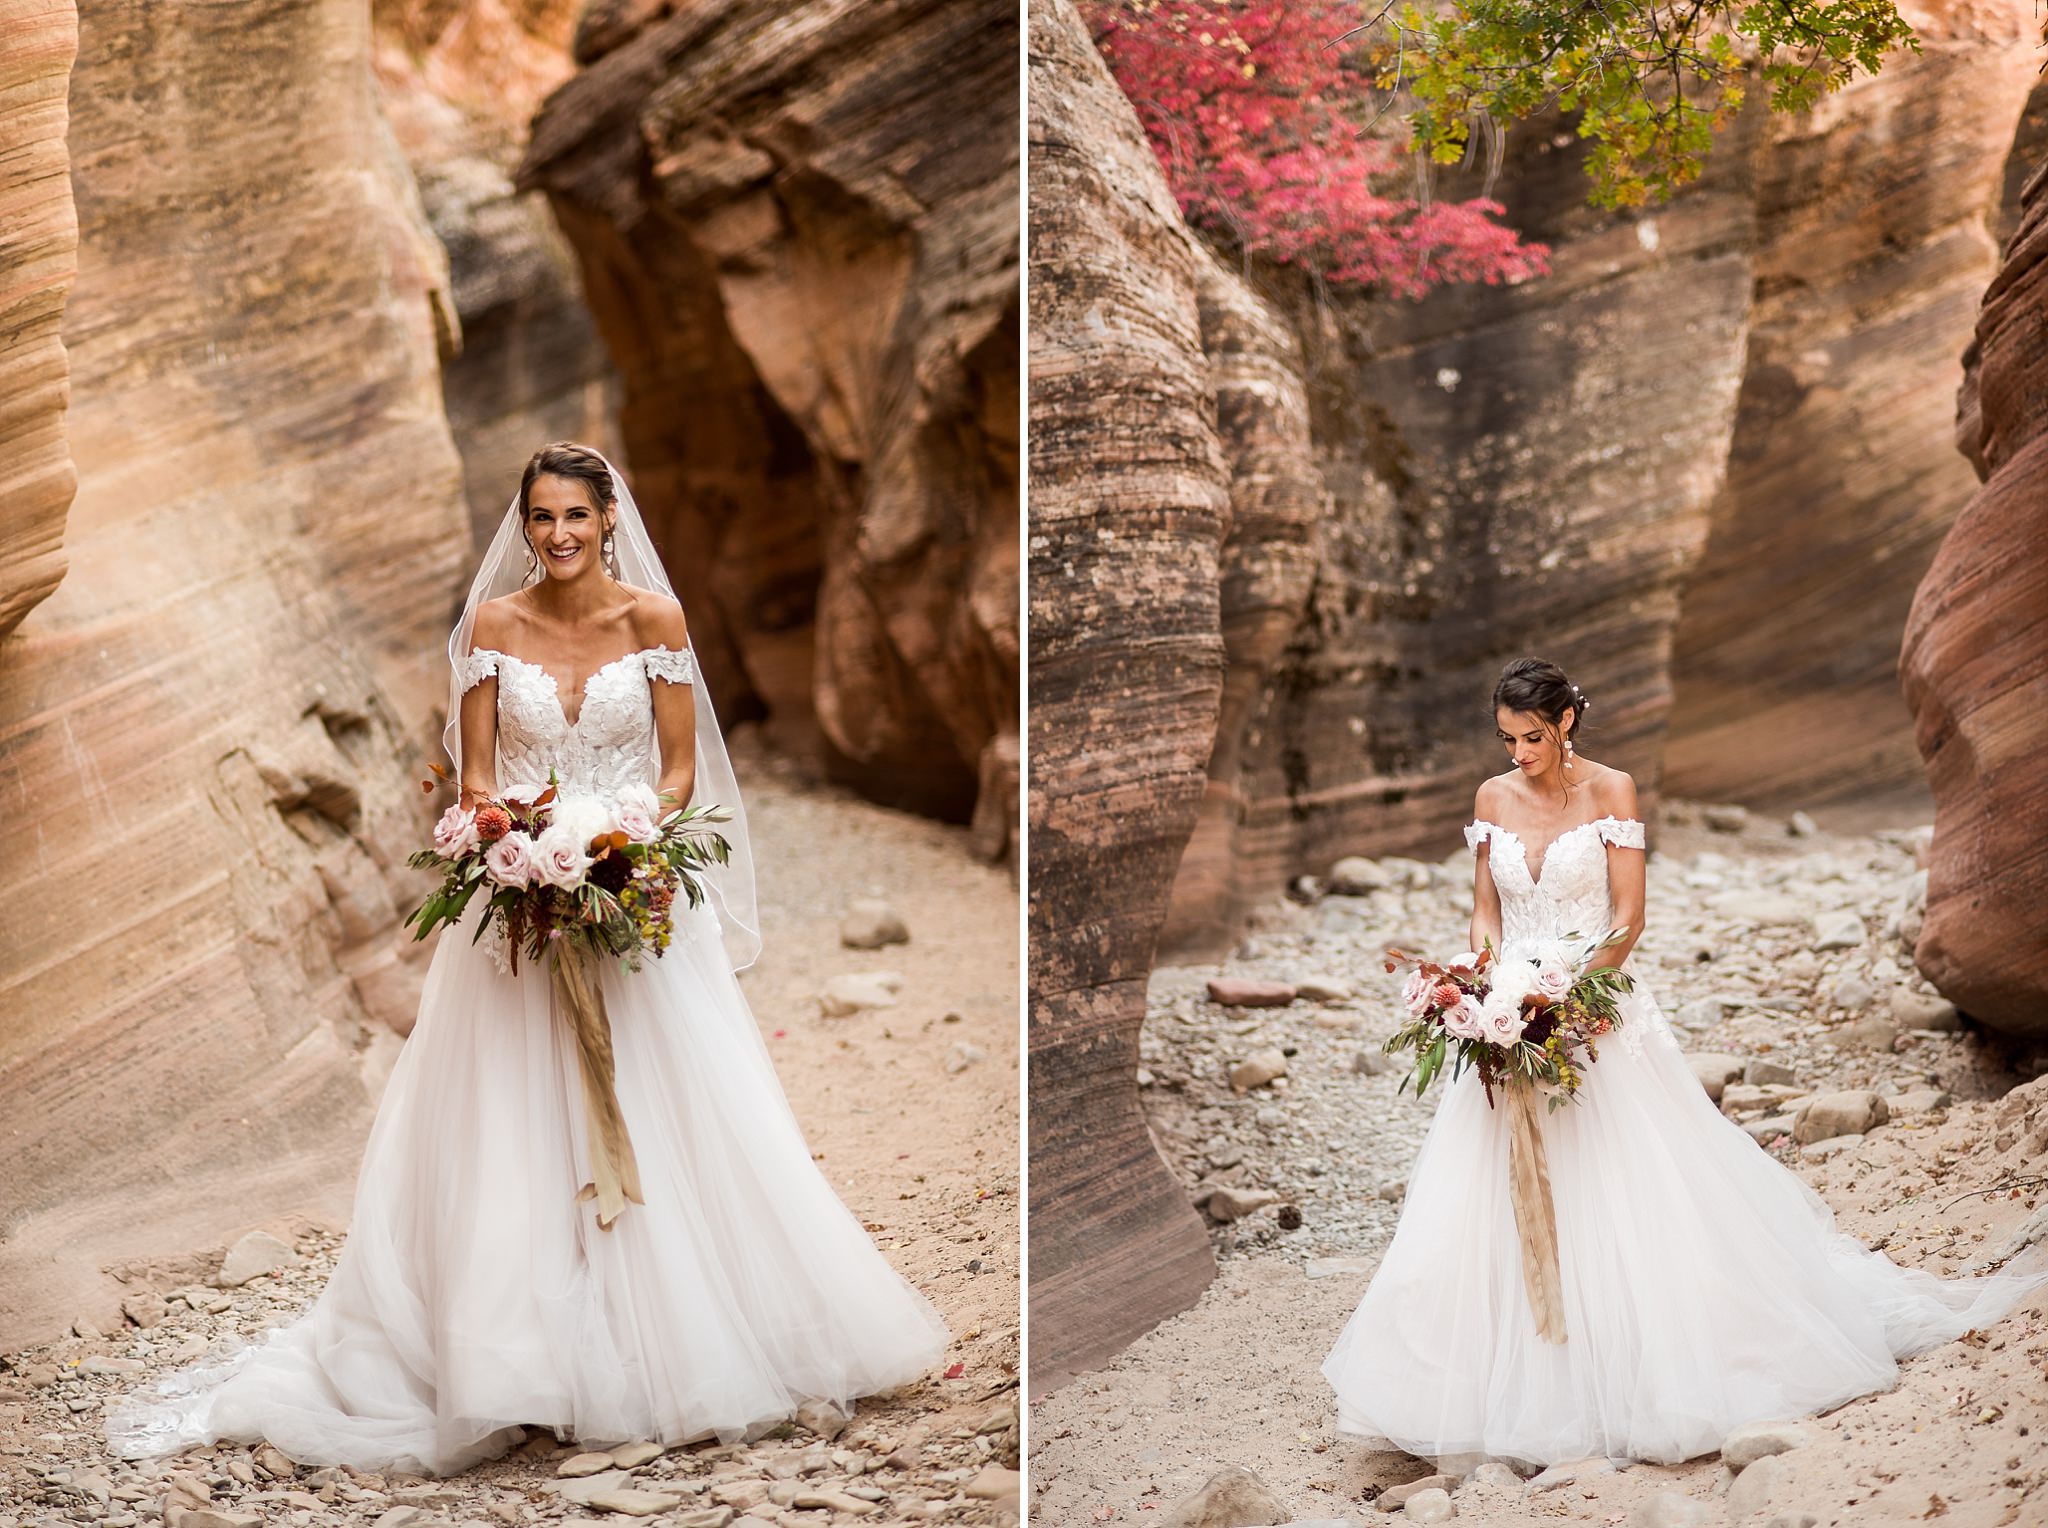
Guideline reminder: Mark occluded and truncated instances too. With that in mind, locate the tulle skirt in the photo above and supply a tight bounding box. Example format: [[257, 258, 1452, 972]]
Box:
[[1321, 969, 2048, 1471], [105, 897, 950, 1477]]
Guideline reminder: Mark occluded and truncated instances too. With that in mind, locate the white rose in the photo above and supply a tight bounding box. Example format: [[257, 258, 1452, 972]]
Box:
[[532, 822, 593, 889], [548, 795, 618, 853], [1532, 957, 1574, 1004], [613, 781, 663, 843], [1481, 989, 1529, 1045], [1488, 959, 1539, 1009]]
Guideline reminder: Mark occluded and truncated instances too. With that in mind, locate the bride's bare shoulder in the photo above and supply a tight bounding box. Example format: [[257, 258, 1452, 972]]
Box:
[[1474, 772, 1518, 820], [622, 585, 689, 649], [470, 593, 527, 652], [1588, 763, 1640, 819]]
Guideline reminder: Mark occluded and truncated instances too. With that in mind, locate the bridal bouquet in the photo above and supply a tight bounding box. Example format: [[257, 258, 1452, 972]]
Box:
[[404, 767, 734, 975], [1379, 930, 1635, 1347], [1381, 931, 1635, 1114]]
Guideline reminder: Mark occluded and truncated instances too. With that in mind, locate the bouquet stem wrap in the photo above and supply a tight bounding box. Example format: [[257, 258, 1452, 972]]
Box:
[[1506, 1083, 1567, 1343], [549, 939, 644, 1229]]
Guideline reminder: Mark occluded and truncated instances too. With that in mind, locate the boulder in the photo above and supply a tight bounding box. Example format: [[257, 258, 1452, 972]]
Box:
[[1685, 1053, 1748, 1103], [1793, 1091, 1889, 1145], [839, 900, 910, 951], [1328, 858, 1394, 895], [1812, 910, 1866, 952], [217, 1231, 300, 1289], [1229, 1049, 1290, 1092], [1889, 989, 1961, 1031], [1159, 1466, 1290, 1528], [818, 972, 904, 1017], [1208, 978, 1298, 1008], [1401, 1489, 1455, 1524]]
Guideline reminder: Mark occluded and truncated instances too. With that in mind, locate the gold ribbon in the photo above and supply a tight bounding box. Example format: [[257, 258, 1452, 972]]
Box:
[[548, 939, 644, 1230], [1505, 1083, 1567, 1343]]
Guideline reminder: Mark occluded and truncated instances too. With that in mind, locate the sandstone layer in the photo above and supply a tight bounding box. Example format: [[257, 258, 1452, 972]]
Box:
[[1027, 0, 1222, 1387], [369, 0, 628, 547], [0, 0, 470, 1351], [1899, 104, 2048, 1043], [516, 0, 1020, 856], [0, 0, 79, 638], [1150, 5, 2039, 955], [1665, 1, 2042, 809]]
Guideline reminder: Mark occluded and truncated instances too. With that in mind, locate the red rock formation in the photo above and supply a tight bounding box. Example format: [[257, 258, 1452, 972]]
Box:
[[1899, 93, 2048, 1044], [1666, 2, 2040, 812], [0, 0, 469, 1350], [0, 0, 78, 638], [516, 0, 1020, 853], [1027, 0, 1222, 1385]]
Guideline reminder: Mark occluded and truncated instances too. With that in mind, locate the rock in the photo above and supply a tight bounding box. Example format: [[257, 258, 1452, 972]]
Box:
[[366, 1512, 431, 1528], [1208, 978, 1298, 1008], [1401, 1489, 1454, 1523], [1463, 1464, 1521, 1490], [584, 1489, 683, 1516], [1230, 1048, 1290, 1092], [1378, 1180, 1407, 1203], [178, 1513, 263, 1528], [1685, 1053, 1748, 1103], [1723, 1419, 1820, 1472], [1328, 857, 1394, 895], [1377, 1475, 1457, 1510], [1353, 1049, 1397, 1076], [1830, 971, 1876, 1010], [557, 1454, 618, 1478], [1629, 1493, 1712, 1528], [1711, 892, 1811, 927], [1295, 975, 1353, 1002], [1743, 1058, 1799, 1087], [1832, 1015, 1899, 1053], [522, 0, 1018, 845], [1722, 1083, 1811, 1114], [1526, 1458, 1617, 1494], [963, 1465, 1022, 1513], [1787, 811, 1818, 837], [1887, 1087, 1951, 1115], [1888, 989, 1960, 1031], [217, 1230, 300, 1288], [606, 1442, 665, 1468], [1702, 804, 1750, 833], [548, 1471, 634, 1506], [119, 1291, 169, 1329], [1794, 1090, 1890, 1144], [839, 899, 910, 950], [1202, 1186, 1282, 1222], [818, 972, 904, 1017], [674, 1510, 738, 1528], [1159, 1465, 1289, 1528], [79, 1355, 144, 1375], [1742, 1113, 1800, 1144], [1726, 1450, 1795, 1517], [944, 1042, 988, 1075], [1800, 1134, 1863, 1161], [1811, 910, 1866, 951], [794, 1400, 848, 1441]]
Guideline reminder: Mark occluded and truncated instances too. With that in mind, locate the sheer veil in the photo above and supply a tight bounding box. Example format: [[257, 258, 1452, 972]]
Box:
[[438, 450, 761, 972]]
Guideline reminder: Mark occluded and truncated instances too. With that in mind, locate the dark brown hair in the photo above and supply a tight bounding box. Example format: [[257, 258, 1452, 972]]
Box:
[[519, 441, 616, 524], [1493, 656, 1589, 749]]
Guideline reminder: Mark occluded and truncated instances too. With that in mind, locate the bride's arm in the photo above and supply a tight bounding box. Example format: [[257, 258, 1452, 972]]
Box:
[[1470, 789, 1503, 953], [1587, 775, 1646, 972], [642, 599, 697, 811], [456, 614, 503, 810]]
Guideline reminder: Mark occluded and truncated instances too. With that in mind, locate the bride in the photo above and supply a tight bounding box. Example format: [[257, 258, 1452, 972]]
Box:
[[1322, 657, 2048, 1472], [105, 442, 950, 1476]]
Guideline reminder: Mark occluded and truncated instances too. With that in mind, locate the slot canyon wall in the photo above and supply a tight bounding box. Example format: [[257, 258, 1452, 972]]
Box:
[[517, 0, 1021, 856], [0, 0, 1019, 1351], [1900, 70, 2048, 1047], [1027, 0, 2045, 1378]]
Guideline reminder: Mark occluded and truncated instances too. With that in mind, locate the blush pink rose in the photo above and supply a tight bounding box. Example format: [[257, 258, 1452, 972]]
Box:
[[1441, 995, 1487, 1041], [484, 830, 537, 889], [433, 803, 479, 857]]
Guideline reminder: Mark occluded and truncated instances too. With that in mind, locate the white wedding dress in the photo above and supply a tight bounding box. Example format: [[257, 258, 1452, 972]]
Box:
[[106, 644, 950, 1476], [1322, 814, 2048, 1471]]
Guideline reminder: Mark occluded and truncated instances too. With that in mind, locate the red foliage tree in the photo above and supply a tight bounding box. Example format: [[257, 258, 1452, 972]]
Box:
[[1083, 0, 1549, 298]]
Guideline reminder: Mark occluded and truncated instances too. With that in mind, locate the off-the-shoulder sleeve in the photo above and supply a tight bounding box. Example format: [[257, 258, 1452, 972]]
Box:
[[1464, 821, 1492, 853], [1596, 816, 1646, 849], [458, 648, 501, 693], [643, 645, 696, 686]]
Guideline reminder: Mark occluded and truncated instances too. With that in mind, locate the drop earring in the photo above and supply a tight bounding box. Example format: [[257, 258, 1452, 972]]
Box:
[[1565, 739, 1575, 769]]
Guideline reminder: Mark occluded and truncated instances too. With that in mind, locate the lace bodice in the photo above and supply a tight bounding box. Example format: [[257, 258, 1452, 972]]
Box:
[[460, 645, 695, 800], [1466, 814, 1671, 1057]]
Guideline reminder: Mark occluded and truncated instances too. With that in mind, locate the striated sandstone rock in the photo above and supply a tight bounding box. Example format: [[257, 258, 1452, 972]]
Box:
[[1666, 4, 2040, 812], [516, 0, 1019, 849], [1025, 0, 1222, 1388], [0, 0, 79, 638], [1900, 48, 2048, 1043], [0, 0, 469, 1350]]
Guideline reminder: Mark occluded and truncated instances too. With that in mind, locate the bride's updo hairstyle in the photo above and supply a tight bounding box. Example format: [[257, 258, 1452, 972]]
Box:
[[1493, 656, 1590, 756], [519, 441, 617, 520]]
